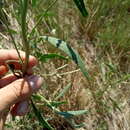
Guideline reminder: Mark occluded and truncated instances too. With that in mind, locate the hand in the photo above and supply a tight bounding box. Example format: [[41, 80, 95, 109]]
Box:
[[0, 49, 43, 129]]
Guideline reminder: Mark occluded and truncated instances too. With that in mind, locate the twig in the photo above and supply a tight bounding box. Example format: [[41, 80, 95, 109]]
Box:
[[41, 69, 80, 77]]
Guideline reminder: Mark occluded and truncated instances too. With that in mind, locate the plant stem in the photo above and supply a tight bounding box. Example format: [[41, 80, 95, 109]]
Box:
[[30, 98, 54, 130], [20, 2, 54, 129], [29, 0, 58, 36], [0, 8, 23, 64], [21, 0, 29, 75]]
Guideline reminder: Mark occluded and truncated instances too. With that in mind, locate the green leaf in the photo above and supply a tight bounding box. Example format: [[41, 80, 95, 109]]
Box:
[[57, 110, 88, 118], [55, 83, 72, 100], [50, 101, 67, 108], [109, 97, 121, 111], [36, 52, 68, 62], [41, 36, 91, 80], [31, 0, 37, 7], [105, 63, 117, 73], [8, 29, 18, 34], [66, 110, 88, 116], [73, 0, 88, 17], [31, 99, 54, 130], [32, 94, 43, 101], [0, 0, 3, 8], [57, 111, 73, 118], [37, 11, 55, 18]]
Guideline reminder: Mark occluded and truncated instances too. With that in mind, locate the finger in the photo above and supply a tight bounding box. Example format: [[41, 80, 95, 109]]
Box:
[[0, 65, 8, 76], [11, 100, 30, 116], [0, 49, 37, 68], [5, 60, 35, 70], [0, 74, 17, 88], [0, 64, 33, 76], [0, 75, 43, 112]]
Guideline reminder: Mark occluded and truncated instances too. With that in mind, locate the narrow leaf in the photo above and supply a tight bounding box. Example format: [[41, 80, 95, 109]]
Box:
[[66, 110, 88, 116], [32, 94, 43, 101], [57, 110, 88, 118], [36, 52, 68, 62], [55, 83, 72, 100], [8, 29, 18, 34], [50, 101, 67, 107], [41, 36, 91, 80], [73, 0, 88, 17], [31, 99, 54, 130], [32, 0, 37, 7], [57, 111, 73, 118]]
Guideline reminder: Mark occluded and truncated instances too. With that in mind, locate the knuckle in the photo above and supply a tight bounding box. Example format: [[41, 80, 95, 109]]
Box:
[[11, 79, 31, 99]]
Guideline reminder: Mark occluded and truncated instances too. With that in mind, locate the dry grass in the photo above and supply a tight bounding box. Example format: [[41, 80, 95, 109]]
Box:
[[0, 0, 130, 129]]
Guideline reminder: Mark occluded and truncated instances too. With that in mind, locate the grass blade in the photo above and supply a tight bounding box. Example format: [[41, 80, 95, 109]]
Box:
[[29, 0, 58, 37], [30, 99, 54, 130], [55, 83, 72, 100], [50, 101, 67, 107], [31, 0, 37, 7], [73, 0, 88, 17]]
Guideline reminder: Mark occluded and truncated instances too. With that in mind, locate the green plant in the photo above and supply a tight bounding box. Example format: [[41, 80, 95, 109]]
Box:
[[1, 0, 130, 129], [0, 0, 89, 129]]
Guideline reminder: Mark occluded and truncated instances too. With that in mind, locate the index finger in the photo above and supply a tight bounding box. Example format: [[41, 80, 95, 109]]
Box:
[[0, 49, 37, 67], [0, 49, 37, 75]]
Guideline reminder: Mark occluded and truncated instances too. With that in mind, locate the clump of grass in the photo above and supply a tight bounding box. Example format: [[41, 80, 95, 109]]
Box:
[[1, 0, 89, 129]]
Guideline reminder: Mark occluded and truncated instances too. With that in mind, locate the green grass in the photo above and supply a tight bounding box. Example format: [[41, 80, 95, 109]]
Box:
[[1, 0, 130, 129]]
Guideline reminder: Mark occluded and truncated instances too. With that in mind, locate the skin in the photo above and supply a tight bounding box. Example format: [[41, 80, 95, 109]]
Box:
[[0, 49, 43, 130]]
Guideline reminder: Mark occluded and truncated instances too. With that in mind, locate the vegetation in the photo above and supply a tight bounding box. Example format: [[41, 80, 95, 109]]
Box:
[[0, 0, 130, 129]]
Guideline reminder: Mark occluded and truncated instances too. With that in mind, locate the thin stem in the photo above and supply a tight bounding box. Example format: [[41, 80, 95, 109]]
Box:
[[29, 0, 58, 36], [30, 98, 54, 130], [0, 8, 23, 64], [33, 94, 60, 113], [41, 69, 80, 77], [21, 0, 29, 75]]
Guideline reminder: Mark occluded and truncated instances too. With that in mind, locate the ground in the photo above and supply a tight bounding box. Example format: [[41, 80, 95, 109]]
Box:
[[0, 0, 130, 130]]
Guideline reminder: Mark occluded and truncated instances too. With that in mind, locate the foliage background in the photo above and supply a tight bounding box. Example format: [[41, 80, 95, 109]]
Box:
[[0, 0, 130, 129]]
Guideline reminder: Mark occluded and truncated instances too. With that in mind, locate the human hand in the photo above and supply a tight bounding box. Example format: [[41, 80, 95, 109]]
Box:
[[0, 49, 43, 129]]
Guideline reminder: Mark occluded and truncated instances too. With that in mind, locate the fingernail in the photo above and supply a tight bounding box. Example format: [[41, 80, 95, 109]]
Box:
[[28, 75, 43, 91], [16, 101, 29, 115]]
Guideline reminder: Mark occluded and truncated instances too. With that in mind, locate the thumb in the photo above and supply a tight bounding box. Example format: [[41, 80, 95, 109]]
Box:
[[0, 75, 43, 112]]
